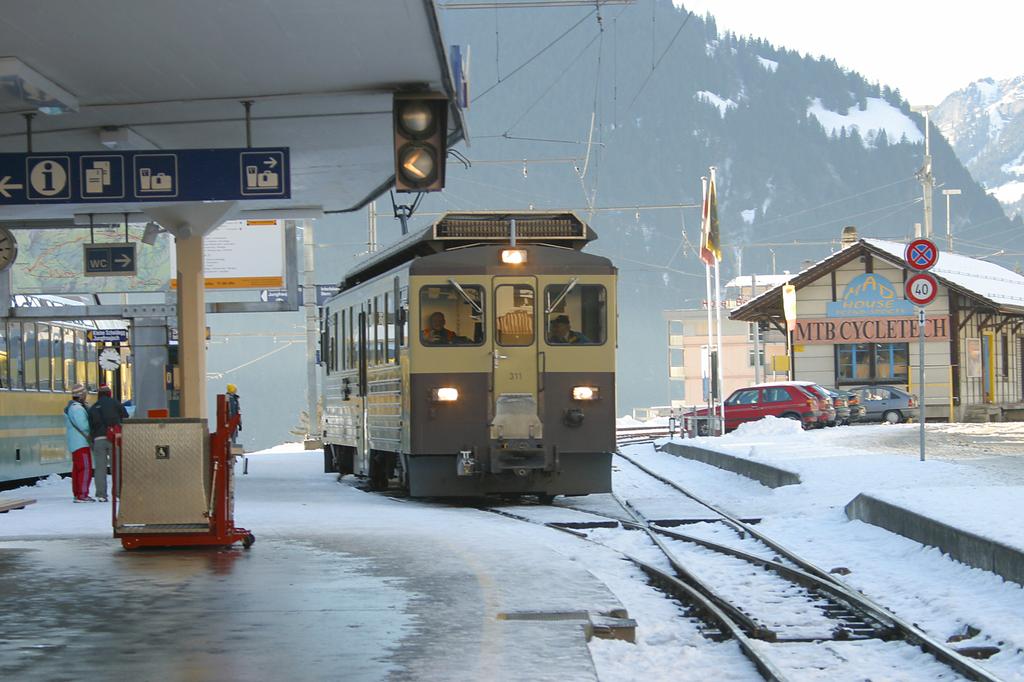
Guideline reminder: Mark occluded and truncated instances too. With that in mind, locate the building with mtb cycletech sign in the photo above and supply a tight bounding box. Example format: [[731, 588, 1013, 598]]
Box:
[[730, 231, 1024, 423]]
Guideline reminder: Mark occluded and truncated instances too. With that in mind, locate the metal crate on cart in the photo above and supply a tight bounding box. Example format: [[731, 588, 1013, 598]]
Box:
[[112, 395, 253, 550]]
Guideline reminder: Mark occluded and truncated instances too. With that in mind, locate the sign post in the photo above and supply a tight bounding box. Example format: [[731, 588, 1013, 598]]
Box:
[[903, 238, 939, 462]]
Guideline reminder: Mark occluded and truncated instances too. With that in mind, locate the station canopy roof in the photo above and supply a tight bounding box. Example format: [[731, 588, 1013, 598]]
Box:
[[0, 0, 464, 222], [731, 238, 1024, 320]]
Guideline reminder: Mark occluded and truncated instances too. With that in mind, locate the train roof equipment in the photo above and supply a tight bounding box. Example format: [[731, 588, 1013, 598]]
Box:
[[340, 211, 598, 289]]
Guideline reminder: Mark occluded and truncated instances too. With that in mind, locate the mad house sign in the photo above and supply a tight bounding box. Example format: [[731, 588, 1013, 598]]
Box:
[[794, 273, 950, 345]]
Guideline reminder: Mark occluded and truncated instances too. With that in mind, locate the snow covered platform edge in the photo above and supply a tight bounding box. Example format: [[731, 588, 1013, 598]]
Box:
[[846, 493, 1024, 587], [660, 441, 802, 488]]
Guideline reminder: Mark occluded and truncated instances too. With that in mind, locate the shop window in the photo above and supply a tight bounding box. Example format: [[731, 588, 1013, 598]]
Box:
[[543, 283, 606, 345], [419, 283, 484, 346], [837, 342, 908, 384], [1002, 335, 1009, 378]]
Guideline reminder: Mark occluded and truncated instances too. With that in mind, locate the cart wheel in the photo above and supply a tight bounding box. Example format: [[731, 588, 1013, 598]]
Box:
[[242, 533, 255, 549]]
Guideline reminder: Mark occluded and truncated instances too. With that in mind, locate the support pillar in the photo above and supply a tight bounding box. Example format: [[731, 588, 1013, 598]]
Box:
[[176, 234, 206, 419], [303, 219, 321, 448]]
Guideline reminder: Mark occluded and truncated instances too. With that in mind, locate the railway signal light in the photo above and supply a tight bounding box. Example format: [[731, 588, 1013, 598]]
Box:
[[394, 93, 448, 192]]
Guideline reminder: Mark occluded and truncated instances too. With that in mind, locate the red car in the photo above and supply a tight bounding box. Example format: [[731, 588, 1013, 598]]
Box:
[[687, 384, 823, 435]]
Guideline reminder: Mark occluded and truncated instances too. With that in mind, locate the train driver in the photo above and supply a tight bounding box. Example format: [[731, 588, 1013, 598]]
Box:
[[547, 315, 590, 344], [422, 311, 457, 345]]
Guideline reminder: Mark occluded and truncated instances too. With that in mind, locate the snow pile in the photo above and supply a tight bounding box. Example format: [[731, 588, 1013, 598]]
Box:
[[695, 90, 737, 118], [807, 97, 923, 147], [730, 415, 805, 439], [616, 415, 644, 427]]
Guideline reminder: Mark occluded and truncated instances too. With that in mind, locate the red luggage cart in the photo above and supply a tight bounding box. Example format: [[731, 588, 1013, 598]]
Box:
[[113, 394, 254, 550]]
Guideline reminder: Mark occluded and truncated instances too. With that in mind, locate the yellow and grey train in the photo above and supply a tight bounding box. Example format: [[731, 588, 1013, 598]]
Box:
[[1, 302, 131, 486], [320, 212, 616, 501]]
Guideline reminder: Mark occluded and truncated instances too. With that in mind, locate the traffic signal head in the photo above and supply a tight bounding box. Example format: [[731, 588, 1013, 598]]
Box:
[[393, 93, 448, 192]]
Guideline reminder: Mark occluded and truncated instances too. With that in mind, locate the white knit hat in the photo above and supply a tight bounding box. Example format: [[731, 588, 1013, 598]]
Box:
[[71, 384, 87, 399]]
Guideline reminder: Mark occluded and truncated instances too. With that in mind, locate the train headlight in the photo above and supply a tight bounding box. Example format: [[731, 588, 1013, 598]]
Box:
[[501, 249, 527, 265], [572, 386, 598, 401], [432, 387, 459, 402]]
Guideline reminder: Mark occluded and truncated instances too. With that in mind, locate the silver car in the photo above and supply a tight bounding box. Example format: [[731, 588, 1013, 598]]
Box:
[[848, 385, 919, 424]]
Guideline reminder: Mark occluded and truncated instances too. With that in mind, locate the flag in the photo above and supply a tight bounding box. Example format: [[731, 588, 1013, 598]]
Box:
[[700, 174, 721, 265]]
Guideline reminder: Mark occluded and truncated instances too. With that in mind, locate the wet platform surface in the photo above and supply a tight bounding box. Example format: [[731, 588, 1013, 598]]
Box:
[[0, 452, 621, 681]]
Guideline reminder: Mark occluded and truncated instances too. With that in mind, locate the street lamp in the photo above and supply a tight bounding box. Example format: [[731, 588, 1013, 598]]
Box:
[[943, 189, 961, 252]]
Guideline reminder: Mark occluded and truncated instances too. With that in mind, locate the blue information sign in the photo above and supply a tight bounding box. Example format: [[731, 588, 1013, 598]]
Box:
[[84, 243, 137, 276], [87, 329, 129, 343], [0, 147, 289, 205]]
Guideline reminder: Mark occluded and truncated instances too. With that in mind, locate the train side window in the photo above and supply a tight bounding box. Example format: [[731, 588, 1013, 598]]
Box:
[[52, 325, 64, 391], [24, 323, 37, 390], [384, 292, 392, 364], [419, 284, 484, 346], [8, 322, 23, 389], [86, 342, 98, 392], [37, 325, 51, 390], [348, 307, 356, 368], [544, 284, 607, 346], [495, 284, 535, 346], [75, 331, 86, 389], [399, 286, 409, 348], [0, 321, 7, 388], [340, 313, 347, 370], [64, 328, 75, 388], [332, 312, 339, 373]]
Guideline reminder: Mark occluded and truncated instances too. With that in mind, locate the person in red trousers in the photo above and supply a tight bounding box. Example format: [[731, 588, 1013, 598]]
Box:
[[64, 383, 95, 502]]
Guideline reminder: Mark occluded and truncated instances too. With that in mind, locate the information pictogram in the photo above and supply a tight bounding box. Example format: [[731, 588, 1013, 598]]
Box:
[[905, 272, 938, 306], [904, 238, 938, 271]]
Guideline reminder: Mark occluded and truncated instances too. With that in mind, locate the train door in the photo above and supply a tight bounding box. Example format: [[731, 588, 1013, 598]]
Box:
[[491, 277, 542, 438]]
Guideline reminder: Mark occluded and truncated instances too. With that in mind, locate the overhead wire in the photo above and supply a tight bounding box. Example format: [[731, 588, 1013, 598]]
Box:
[[472, 8, 598, 104], [628, 6, 693, 109]]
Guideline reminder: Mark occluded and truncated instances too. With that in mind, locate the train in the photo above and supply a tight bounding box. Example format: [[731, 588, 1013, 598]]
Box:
[[1, 295, 132, 486], [319, 212, 617, 501]]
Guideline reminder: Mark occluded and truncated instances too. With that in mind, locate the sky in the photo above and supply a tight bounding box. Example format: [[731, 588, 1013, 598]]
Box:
[[677, 1, 1024, 104]]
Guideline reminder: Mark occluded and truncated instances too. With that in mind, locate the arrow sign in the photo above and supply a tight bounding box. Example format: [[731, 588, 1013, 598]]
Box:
[[0, 175, 23, 198], [84, 243, 137, 277], [265, 156, 278, 169]]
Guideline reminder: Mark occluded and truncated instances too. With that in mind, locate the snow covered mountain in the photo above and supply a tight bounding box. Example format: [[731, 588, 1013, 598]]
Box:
[[935, 75, 1024, 217]]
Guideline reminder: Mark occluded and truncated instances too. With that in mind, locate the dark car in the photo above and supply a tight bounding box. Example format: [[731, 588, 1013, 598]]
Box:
[[848, 385, 919, 424], [834, 389, 866, 424], [822, 388, 851, 426], [687, 384, 822, 435]]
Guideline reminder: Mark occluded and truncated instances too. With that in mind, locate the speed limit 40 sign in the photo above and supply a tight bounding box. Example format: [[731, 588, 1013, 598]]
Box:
[[905, 272, 938, 306]]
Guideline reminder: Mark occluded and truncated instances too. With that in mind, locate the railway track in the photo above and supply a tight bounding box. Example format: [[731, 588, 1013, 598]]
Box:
[[485, 450, 1003, 681]]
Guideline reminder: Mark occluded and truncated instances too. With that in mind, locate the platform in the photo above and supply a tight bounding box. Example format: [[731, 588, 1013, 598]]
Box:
[[659, 441, 802, 488], [845, 489, 1024, 587], [0, 451, 623, 681]]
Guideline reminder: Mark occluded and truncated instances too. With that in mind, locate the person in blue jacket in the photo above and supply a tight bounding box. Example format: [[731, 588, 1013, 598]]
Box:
[[64, 384, 94, 502]]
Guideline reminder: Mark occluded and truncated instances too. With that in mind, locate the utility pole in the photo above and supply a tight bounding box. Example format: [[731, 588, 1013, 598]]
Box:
[[752, 274, 761, 384], [368, 201, 378, 254], [912, 105, 935, 238]]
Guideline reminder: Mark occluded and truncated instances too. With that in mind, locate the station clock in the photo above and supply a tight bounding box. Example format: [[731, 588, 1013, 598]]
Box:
[[0, 226, 17, 272]]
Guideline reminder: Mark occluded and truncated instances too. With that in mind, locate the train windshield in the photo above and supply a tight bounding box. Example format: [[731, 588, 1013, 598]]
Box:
[[419, 284, 484, 345], [544, 284, 607, 345]]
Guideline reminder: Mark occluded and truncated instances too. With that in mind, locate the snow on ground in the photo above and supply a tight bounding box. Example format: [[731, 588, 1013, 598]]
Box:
[[695, 90, 737, 117], [632, 418, 1024, 679], [756, 56, 778, 72], [807, 97, 923, 147]]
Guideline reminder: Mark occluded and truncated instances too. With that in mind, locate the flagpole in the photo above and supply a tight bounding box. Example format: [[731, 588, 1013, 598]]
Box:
[[710, 167, 725, 436], [701, 176, 714, 434]]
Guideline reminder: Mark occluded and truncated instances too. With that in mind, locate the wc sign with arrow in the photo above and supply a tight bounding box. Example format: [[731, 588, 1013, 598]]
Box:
[[83, 243, 137, 277]]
